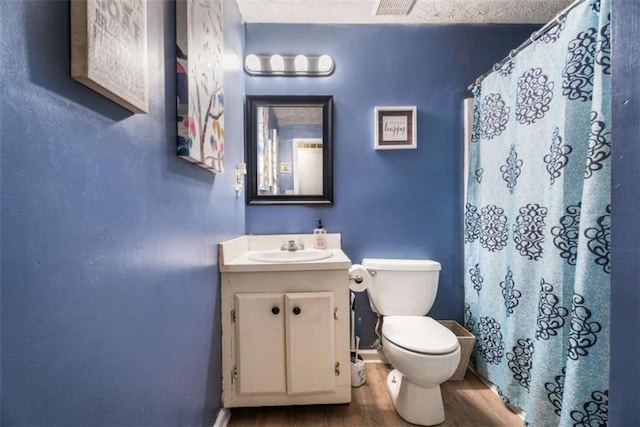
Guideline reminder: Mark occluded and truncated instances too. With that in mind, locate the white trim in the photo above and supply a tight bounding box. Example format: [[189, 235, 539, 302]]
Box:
[[357, 349, 389, 364], [213, 408, 231, 427]]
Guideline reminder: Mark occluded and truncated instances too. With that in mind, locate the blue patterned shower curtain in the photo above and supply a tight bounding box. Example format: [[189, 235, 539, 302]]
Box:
[[464, 0, 610, 425]]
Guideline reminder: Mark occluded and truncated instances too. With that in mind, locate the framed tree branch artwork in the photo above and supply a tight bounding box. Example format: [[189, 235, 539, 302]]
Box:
[[71, 0, 148, 114], [176, 0, 225, 173], [374, 106, 417, 150]]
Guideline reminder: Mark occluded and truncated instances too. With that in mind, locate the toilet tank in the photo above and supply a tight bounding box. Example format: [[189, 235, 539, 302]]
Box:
[[362, 258, 441, 316]]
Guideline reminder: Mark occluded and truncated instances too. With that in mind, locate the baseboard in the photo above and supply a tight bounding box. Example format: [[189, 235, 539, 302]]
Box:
[[357, 349, 389, 364], [213, 408, 231, 427]]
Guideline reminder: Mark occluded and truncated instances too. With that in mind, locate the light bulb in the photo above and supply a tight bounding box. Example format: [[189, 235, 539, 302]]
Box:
[[294, 55, 308, 72], [269, 54, 284, 72], [244, 54, 261, 72], [318, 55, 333, 73], [224, 54, 241, 71]]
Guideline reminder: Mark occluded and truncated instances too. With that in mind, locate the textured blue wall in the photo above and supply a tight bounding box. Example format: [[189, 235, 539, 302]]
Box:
[[244, 23, 539, 347], [611, 1, 640, 425], [0, 0, 244, 425]]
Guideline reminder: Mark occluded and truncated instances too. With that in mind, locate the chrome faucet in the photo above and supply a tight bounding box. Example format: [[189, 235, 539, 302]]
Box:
[[281, 240, 304, 251]]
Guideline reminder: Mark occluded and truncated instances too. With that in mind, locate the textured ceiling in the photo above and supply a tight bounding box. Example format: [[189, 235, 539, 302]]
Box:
[[236, 0, 574, 24], [271, 107, 323, 126]]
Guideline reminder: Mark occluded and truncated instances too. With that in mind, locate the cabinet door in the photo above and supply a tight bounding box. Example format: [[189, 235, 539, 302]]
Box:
[[235, 293, 286, 395], [285, 292, 336, 395]]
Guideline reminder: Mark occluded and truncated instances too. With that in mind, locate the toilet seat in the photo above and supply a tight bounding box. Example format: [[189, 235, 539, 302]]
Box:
[[382, 316, 459, 355]]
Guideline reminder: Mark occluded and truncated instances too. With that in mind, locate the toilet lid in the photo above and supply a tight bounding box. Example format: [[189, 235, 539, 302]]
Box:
[[382, 316, 459, 355]]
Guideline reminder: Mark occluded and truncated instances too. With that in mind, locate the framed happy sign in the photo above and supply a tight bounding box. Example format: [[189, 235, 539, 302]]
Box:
[[374, 106, 417, 150]]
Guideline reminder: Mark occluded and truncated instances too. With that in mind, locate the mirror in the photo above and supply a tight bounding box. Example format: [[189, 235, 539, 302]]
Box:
[[245, 95, 333, 205]]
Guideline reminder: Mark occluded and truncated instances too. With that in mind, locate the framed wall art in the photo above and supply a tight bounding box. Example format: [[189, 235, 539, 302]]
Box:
[[280, 162, 292, 174], [374, 106, 417, 150], [176, 0, 225, 173], [71, 0, 148, 114]]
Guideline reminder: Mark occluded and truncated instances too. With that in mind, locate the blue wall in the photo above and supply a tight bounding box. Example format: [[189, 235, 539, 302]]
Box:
[[244, 23, 540, 347], [0, 0, 244, 425], [611, 1, 640, 425]]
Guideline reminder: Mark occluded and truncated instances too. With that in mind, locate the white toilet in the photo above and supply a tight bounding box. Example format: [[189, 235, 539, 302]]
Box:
[[362, 258, 461, 426]]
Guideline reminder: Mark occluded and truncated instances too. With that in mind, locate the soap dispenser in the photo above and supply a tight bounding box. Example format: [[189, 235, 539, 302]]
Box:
[[314, 219, 327, 249]]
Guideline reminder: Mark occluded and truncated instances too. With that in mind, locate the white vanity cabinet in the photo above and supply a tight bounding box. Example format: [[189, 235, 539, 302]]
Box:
[[219, 234, 352, 408], [235, 292, 336, 396]]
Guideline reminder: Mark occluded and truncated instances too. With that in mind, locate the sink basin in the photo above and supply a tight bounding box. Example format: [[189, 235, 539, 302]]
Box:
[[248, 249, 333, 263]]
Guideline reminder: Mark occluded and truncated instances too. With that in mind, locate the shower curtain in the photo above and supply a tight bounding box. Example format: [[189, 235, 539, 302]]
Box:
[[464, 0, 610, 425]]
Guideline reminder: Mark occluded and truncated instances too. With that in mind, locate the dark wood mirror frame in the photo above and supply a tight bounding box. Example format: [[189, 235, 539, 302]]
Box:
[[245, 95, 334, 205]]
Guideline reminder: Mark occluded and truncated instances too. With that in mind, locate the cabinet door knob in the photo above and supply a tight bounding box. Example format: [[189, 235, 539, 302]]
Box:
[[271, 306, 280, 315], [292, 306, 301, 315]]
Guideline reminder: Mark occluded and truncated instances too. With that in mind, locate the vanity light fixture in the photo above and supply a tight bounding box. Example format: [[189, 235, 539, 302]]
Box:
[[244, 54, 335, 76]]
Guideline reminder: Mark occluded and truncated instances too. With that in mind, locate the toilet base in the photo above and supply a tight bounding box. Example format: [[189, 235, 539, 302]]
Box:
[[386, 369, 445, 426]]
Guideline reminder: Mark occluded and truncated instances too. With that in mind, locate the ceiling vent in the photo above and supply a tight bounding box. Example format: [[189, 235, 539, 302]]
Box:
[[372, 0, 417, 16]]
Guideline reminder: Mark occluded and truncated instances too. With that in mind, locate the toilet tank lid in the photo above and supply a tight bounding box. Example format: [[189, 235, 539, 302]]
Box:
[[362, 258, 441, 271]]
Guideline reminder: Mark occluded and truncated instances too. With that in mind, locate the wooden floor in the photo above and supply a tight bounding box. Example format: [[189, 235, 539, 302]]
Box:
[[228, 364, 523, 426]]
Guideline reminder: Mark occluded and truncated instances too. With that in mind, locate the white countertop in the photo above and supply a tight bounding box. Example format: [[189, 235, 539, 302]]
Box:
[[219, 234, 352, 273]]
